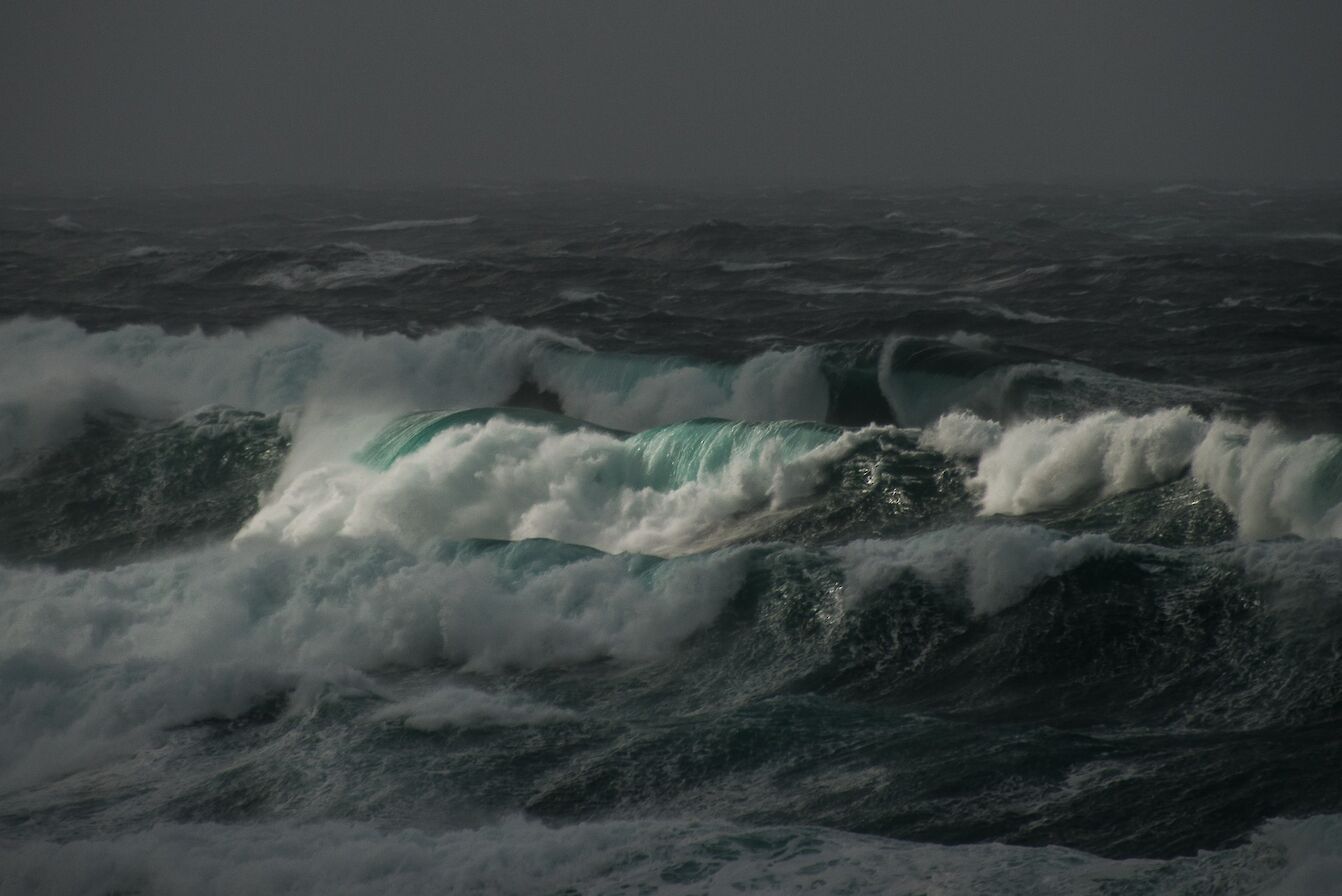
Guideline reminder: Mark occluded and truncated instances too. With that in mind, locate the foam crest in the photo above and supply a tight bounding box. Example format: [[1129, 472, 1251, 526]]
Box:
[[1193, 420, 1342, 540], [0, 317, 545, 467], [970, 408, 1208, 515], [0, 318, 837, 468], [627, 418, 840, 490], [837, 525, 1117, 615], [919, 409, 1002, 458], [0, 537, 747, 788], [928, 406, 1342, 540], [242, 415, 859, 555], [928, 405, 1342, 539]]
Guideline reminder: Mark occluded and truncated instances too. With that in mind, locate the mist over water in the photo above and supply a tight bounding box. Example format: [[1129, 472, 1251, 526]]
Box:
[[4, 2, 1342, 185], [3, 184, 1342, 894]]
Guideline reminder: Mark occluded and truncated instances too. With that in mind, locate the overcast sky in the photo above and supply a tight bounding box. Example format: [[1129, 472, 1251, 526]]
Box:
[[3, 1, 1340, 186]]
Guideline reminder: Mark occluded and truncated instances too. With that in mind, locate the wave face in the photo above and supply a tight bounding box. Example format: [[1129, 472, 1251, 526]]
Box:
[[0, 406, 288, 566], [5, 184, 1342, 893]]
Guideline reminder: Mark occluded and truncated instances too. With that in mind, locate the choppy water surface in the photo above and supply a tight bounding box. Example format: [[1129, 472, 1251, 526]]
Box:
[[2, 184, 1341, 894]]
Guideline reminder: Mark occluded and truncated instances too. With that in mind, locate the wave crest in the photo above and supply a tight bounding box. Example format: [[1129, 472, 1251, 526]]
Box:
[[242, 412, 862, 555], [926, 407, 1342, 540]]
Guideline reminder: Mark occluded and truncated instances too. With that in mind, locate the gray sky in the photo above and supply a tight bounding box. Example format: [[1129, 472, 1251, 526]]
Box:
[[3, 1, 1340, 186]]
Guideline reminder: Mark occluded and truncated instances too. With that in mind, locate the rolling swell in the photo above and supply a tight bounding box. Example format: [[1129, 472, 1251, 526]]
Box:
[[0, 318, 902, 469], [4, 317, 1253, 466], [7, 184, 1342, 892], [6, 524, 1340, 860], [3, 320, 1327, 560], [517, 535, 1342, 857], [878, 334, 1223, 427]]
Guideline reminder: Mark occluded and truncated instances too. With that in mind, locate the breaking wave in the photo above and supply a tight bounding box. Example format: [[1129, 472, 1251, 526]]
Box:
[[242, 411, 870, 555], [0, 318, 843, 471], [0, 536, 750, 788], [925, 407, 1342, 539]]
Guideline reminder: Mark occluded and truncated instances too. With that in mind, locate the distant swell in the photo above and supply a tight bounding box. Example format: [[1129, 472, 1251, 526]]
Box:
[[338, 216, 479, 232], [246, 247, 453, 290], [877, 334, 1215, 427], [6, 522, 1341, 810]]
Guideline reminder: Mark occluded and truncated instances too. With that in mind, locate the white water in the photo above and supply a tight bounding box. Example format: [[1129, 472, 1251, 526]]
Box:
[[837, 524, 1117, 615], [0, 537, 750, 790], [0, 317, 832, 473], [240, 415, 866, 556], [369, 684, 577, 731], [925, 407, 1342, 539], [247, 249, 453, 290]]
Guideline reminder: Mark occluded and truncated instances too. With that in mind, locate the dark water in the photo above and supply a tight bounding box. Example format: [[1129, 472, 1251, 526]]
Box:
[[2, 185, 1341, 894]]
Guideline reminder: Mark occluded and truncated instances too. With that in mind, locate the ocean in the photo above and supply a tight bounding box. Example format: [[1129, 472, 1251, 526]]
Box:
[[1, 183, 1340, 894]]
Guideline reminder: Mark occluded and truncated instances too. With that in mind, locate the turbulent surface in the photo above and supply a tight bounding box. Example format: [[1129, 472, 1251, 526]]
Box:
[[2, 185, 1341, 894]]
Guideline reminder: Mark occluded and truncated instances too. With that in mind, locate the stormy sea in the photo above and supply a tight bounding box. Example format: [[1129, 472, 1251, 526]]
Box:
[[2, 183, 1341, 894]]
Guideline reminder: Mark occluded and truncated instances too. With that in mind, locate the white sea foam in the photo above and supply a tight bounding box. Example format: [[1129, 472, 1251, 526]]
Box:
[[926, 407, 1342, 540], [1192, 420, 1342, 540], [0, 316, 532, 420], [0, 538, 748, 789], [0, 317, 832, 471], [370, 684, 576, 731], [919, 409, 1002, 458], [247, 249, 452, 290], [239, 416, 863, 555], [970, 408, 1208, 515], [944, 330, 996, 350], [837, 525, 1117, 615]]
